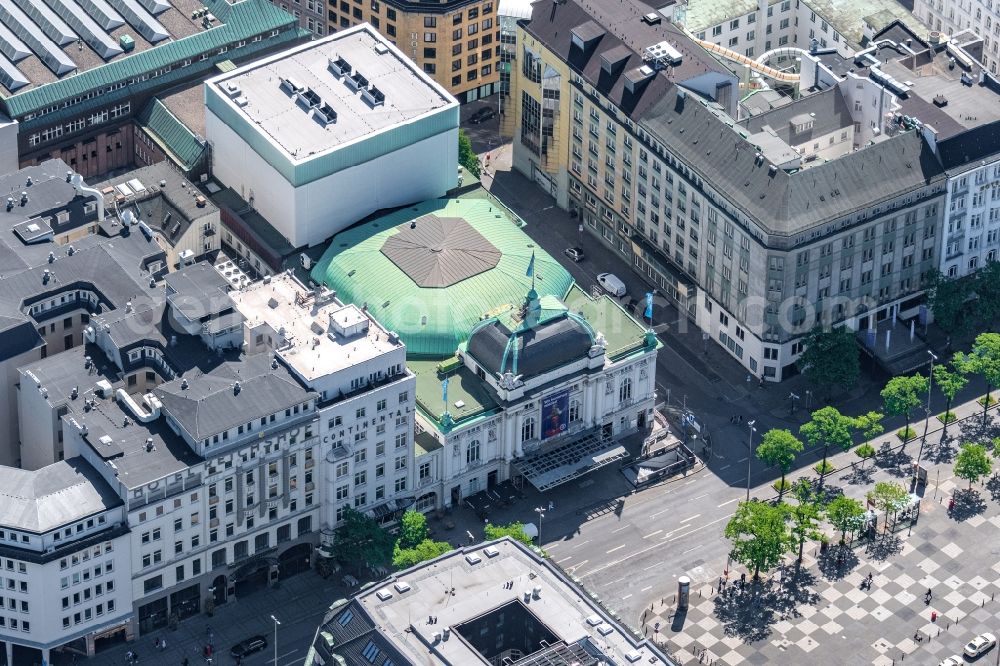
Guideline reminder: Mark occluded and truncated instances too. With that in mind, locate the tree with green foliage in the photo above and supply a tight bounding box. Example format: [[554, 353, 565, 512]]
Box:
[[954, 443, 993, 490], [788, 481, 824, 563], [854, 443, 876, 470], [973, 259, 1000, 326], [392, 538, 453, 569], [866, 481, 910, 533], [854, 411, 885, 443], [724, 501, 791, 580], [800, 406, 856, 487], [925, 269, 975, 336], [955, 332, 1000, 426], [483, 522, 533, 546], [333, 508, 395, 568], [756, 429, 803, 501], [933, 362, 968, 436], [826, 495, 866, 546], [797, 326, 861, 397], [397, 510, 429, 551], [881, 374, 928, 443], [458, 129, 481, 177]]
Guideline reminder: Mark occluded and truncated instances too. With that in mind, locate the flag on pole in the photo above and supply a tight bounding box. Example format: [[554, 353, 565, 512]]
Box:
[[644, 292, 654, 320], [526, 251, 535, 278], [442, 377, 449, 405]]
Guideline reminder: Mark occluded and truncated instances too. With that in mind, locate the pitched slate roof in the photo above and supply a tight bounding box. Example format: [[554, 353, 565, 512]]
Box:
[[639, 88, 945, 237], [154, 353, 315, 441], [0, 458, 121, 533]]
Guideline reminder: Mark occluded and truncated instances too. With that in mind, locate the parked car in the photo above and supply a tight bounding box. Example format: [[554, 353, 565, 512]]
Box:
[[231, 635, 268, 659], [965, 633, 997, 658], [564, 247, 585, 262], [937, 657, 963, 666], [468, 107, 496, 124], [597, 272, 627, 297]]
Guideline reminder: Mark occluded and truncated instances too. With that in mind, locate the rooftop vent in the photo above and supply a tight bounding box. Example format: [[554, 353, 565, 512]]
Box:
[[642, 12, 661, 25], [644, 40, 683, 68], [361, 85, 385, 107], [280, 76, 303, 94], [347, 71, 369, 92], [180, 378, 189, 390], [224, 82, 241, 98], [298, 87, 322, 109], [933, 94, 948, 107], [328, 56, 351, 77], [316, 103, 338, 125]]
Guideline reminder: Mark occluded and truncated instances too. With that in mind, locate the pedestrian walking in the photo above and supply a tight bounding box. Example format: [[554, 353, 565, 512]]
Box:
[[153, 638, 160, 650], [160, 637, 167, 651], [739, 414, 743, 423], [181, 658, 189, 666]]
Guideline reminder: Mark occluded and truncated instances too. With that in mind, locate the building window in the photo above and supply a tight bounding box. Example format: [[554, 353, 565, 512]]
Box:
[[466, 439, 480, 464], [619, 377, 633, 403], [521, 416, 535, 442]]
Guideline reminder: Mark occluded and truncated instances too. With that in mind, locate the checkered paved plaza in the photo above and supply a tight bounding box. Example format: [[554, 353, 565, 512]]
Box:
[[644, 475, 1000, 665]]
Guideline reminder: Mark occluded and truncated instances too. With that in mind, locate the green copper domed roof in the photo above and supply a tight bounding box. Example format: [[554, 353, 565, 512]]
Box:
[[310, 198, 575, 357]]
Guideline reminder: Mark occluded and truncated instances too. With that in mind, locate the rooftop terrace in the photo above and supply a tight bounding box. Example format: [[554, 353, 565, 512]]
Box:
[[230, 272, 404, 384]]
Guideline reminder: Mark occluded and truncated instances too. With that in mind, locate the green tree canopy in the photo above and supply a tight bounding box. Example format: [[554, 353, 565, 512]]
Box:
[[973, 260, 1000, 325], [397, 510, 429, 551], [458, 129, 481, 177], [826, 495, 866, 544], [853, 411, 885, 443], [756, 429, 803, 501], [800, 406, 856, 487], [797, 326, 860, 396], [724, 501, 791, 579], [866, 481, 910, 531], [934, 362, 968, 435], [925, 269, 976, 336], [484, 522, 533, 546], [881, 374, 928, 442], [954, 443, 993, 489], [333, 508, 395, 567], [955, 332, 1000, 425], [392, 539, 453, 569]]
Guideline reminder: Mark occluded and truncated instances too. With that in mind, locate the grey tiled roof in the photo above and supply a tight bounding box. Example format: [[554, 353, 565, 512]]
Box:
[[639, 89, 945, 236], [0, 457, 121, 533], [154, 353, 316, 441]]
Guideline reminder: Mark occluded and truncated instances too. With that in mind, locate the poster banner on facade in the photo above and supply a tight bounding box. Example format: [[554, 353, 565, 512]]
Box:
[[542, 390, 569, 440]]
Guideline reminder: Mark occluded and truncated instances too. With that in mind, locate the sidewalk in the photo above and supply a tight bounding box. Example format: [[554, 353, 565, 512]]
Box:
[[82, 571, 346, 666]]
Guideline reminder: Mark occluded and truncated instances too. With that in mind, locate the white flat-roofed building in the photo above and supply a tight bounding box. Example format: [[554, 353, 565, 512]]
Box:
[[204, 23, 460, 249], [305, 537, 673, 666], [231, 273, 418, 542]]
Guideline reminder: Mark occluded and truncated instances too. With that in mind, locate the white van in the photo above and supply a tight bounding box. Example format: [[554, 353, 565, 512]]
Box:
[[597, 273, 627, 297]]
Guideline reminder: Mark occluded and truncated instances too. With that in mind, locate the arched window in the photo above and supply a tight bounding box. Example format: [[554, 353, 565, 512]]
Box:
[[521, 416, 536, 442], [466, 439, 481, 464], [619, 376, 633, 403]]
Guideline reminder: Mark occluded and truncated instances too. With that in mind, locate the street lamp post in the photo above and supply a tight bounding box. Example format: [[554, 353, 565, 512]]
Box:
[[270, 614, 281, 666], [805, 390, 812, 411], [534, 507, 545, 545], [789, 392, 800, 415], [914, 350, 938, 488], [746, 420, 757, 502]]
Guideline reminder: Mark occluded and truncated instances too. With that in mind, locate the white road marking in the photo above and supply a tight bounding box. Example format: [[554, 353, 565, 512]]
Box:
[[642, 530, 663, 539], [556, 556, 574, 564], [736, 456, 748, 463], [643, 561, 664, 571], [622, 594, 633, 600], [682, 545, 700, 555], [570, 540, 591, 550], [613, 525, 631, 533], [641, 585, 653, 592], [690, 493, 710, 501], [718, 464, 732, 471], [607, 544, 627, 554], [717, 498, 739, 508], [680, 513, 701, 523]]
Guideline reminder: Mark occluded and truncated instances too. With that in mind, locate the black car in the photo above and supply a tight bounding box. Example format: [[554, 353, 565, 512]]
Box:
[[468, 107, 496, 124], [230, 635, 268, 658]]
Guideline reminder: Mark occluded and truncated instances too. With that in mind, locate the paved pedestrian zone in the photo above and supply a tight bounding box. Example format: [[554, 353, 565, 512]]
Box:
[[645, 475, 1000, 665]]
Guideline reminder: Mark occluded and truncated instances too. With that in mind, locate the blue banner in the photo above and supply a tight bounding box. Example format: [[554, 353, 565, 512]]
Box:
[[541, 390, 569, 440], [645, 292, 654, 319], [526, 251, 535, 278], [442, 377, 449, 404]]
